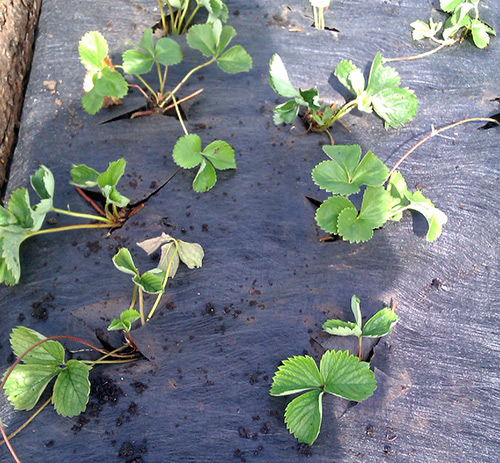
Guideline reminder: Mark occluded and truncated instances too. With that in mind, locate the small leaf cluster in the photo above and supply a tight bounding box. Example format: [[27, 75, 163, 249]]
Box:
[[323, 295, 399, 340], [270, 350, 376, 445], [270, 53, 418, 131], [71, 158, 130, 210], [173, 135, 236, 192], [313, 145, 448, 243], [3, 327, 90, 417], [411, 0, 495, 49]]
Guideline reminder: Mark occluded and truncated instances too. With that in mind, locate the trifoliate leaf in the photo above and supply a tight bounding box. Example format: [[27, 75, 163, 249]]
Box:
[[0, 225, 30, 285], [70, 164, 100, 188], [202, 140, 236, 169], [350, 295, 362, 329], [133, 268, 166, 294], [370, 87, 419, 128], [97, 159, 127, 189], [173, 134, 203, 169], [79, 31, 108, 71], [82, 88, 104, 115], [101, 185, 130, 208], [297, 87, 322, 111], [52, 360, 91, 417], [122, 49, 155, 75], [337, 186, 392, 243], [367, 53, 401, 95], [177, 240, 204, 269], [315, 196, 356, 235], [320, 350, 377, 401], [471, 19, 496, 48], [284, 390, 323, 445], [186, 24, 217, 57], [8, 188, 33, 229], [193, 158, 217, 192], [113, 248, 139, 276], [410, 18, 443, 41], [217, 45, 253, 73], [93, 67, 128, 99], [363, 307, 399, 338], [10, 326, 65, 366], [270, 355, 323, 396], [405, 190, 448, 242], [313, 145, 388, 195], [273, 100, 300, 125], [440, 0, 465, 13], [108, 309, 141, 332], [334, 60, 365, 96], [216, 25, 237, 55], [322, 319, 361, 337], [443, 3, 474, 40], [31, 166, 55, 206], [269, 54, 300, 99], [4, 364, 61, 411], [206, 0, 229, 23], [156, 37, 184, 66]]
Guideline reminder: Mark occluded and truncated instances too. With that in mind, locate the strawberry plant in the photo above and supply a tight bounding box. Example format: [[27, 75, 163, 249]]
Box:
[[270, 52, 418, 141], [0, 159, 138, 286], [308, 0, 330, 30], [158, 0, 228, 35]]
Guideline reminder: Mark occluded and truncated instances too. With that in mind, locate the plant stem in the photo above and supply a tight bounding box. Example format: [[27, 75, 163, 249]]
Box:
[[28, 222, 115, 238], [139, 287, 145, 325], [325, 129, 334, 145], [51, 207, 111, 223], [180, 3, 201, 34], [328, 99, 358, 126], [313, 6, 318, 29], [165, 0, 176, 33], [172, 94, 189, 135], [161, 58, 216, 107], [129, 285, 138, 311], [384, 40, 456, 62], [156, 62, 165, 97], [319, 7, 325, 29], [136, 75, 160, 105], [178, 0, 190, 32], [160, 65, 169, 97], [158, 0, 168, 34], [358, 336, 363, 361], [147, 241, 179, 322], [0, 423, 21, 463], [161, 88, 204, 113], [387, 117, 500, 178]]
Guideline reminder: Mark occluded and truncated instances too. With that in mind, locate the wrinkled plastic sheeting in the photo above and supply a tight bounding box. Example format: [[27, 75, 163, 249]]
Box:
[[0, 0, 499, 461]]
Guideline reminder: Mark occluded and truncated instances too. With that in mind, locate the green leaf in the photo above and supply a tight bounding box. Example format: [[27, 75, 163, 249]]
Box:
[[443, 3, 474, 40], [0, 225, 29, 285], [320, 350, 377, 402], [315, 196, 356, 235], [366, 53, 401, 95], [217, 45, 253, 73], [350, 295, 362, 329], [8, 188, 33, 229], [70, 164, 100, 188], [31, 166, 54, 204], [158, 241, 180, 277], [133, 268, 166, 294], [107, 318, 126, 331], [440, 0, 465, 13], [322, 319, 361, 337], [269, 54, 300, 99], [284, 390, 323, 445], [334, 60, 365, 96], [371, 87, 419, 128], [216, 25, 237, 55], [138, 28, 155, 56], [102, 185, 130, 208], [177, 240, 204, 269], [313, 145, 389, 195], [79, 31, 108, 71], [363, 307, 399, 338], [202, 140, 236, 169], [173, 134, 203, 169], [205, 0, 229, 23], [10, 326, 65, 366], [4, 364, 61, 411], [82, 87, 104, 115], [273, 100, 300, 125], [52, 360, 91, 417], [108, 309, 141, 332], [471, 19, 496, 48], [97, 159, 127, 189], [93, 67, 128, 99], [297, 87, 322, 112], [337, 186, 392, 243], [270, 355, 323, 396], [113, 248, 139, 276], [122, 49, 155, 75], [186, 24, 217, 57], [156, 37, 184, 66], [410, 18, 443, 41], [193, 158, 217, 192], [405, 190, 448, 242]]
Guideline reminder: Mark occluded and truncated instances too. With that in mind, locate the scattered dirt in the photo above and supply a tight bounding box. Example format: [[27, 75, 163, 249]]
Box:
[[90, 373, 124, 405], [31, 293, 55, 321]]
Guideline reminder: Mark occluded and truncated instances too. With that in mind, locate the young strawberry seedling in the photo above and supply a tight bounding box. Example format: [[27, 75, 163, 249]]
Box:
[[158, 0, 229, 36], [390, 0, 496, 62], [323, 295, 399, 359], [270, 52, 418, 142], [0, 159, 138, 286], [270, 295, 399, 445], [109, 232, 204, 331], [308, 0, 331, 30]]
